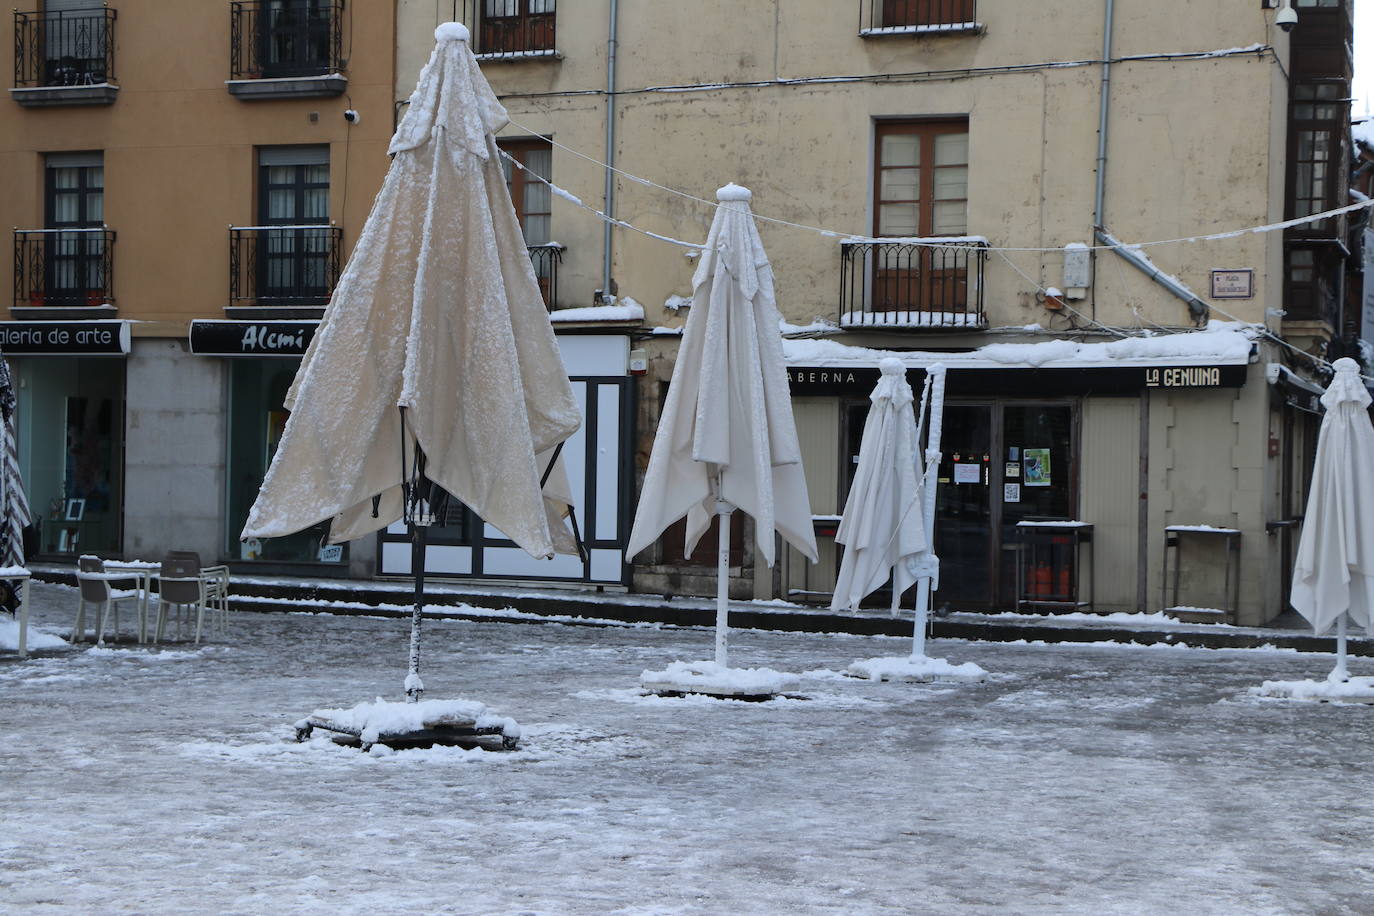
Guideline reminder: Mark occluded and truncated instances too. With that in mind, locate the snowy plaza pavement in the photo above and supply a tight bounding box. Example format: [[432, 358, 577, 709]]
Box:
[[4, 582, 1374, 915]]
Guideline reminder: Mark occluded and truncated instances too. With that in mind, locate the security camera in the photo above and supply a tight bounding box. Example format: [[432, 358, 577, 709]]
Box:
[[1276, 4, 1297, 32], [343, 109, 360, 124]]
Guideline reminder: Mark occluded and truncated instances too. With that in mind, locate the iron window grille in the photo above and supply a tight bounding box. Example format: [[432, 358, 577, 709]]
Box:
[[13, 228, 116, 308], [839, 239, 987, 329], [230, 226, 342, 307], [461, 0, 556, 57], [859, 0, 976, 33], [230, 0, 345, 80], [13, 7, 116, 88], [527, 243, 562, 311]]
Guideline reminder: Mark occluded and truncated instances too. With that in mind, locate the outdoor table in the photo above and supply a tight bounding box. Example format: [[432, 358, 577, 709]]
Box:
[[1163, 525, 1241, 623], [1, 566, 31, 658], [1015, 521, 1094, 613], [100, 561, 160, 643]]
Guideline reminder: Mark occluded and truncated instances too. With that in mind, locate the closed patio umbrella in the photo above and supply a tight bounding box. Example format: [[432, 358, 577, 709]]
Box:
[[1290, 356, 1374, 680], [627, 183, 817, 672], [0, 353, 31, 612], [244, 22, 581, 710]]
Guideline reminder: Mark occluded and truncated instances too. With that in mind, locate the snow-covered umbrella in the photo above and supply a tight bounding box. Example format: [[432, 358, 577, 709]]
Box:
[[1289, 356, 1374, 682], [835, 361, 985, 683], [0, 353, 31, 612], [246, 23, 580, 744], [628, 183, 817, 689]]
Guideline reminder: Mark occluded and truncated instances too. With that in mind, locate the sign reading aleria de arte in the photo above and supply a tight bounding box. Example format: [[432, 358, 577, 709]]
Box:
[[0, 321, 129, 355]]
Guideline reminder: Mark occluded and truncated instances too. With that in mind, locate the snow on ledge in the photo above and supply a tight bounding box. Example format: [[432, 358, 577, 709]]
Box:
[[785, 320, 1257, 370], [1166, 525, 1241, 534], [549, 300, 645, 323], [840, 310, 984, 329], [640, 660, 799, 697]]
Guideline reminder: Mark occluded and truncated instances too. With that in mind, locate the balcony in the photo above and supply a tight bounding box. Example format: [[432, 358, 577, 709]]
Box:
[[229, 226, 342, 317], [13, 228, 116, 317], [528, 243, 562, 310], [858, 0, 980, 37], [11, 8, 118, 107], [460, 0, 559, 60], [839, 238, 986, 330], [227, 0, 346, 100]]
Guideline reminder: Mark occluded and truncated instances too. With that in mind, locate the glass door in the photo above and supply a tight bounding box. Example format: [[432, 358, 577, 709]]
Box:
[[933, 403, 994, 605], [997, 403, 1075, 605]]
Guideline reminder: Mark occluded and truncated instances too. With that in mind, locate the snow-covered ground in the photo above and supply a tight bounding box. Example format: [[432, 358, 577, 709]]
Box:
[[3, 581, 1373, 914]]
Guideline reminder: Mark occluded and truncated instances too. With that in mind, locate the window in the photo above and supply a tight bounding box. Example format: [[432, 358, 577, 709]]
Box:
[[44, 152, 107, 306], [880, 0, 975, 28], [257, 146, 331, 303], [499, 138, 559, 307], [257, 0, 338, 77], [1287, 82, 1348, 230], [38, 0, 111, 86], [869, 120, 970, 313], [479, 0, 556, 55]]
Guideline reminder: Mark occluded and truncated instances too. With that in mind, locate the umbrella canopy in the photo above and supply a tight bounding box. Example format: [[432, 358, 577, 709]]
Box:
[[1291, 357, 1374, 635], [830, 358, 926, 611], [626, 184, 817, 567], [0, 355, 30, 571], [243, 22, 581, 560]]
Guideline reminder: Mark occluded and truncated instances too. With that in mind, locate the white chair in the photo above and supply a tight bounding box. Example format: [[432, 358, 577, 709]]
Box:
[[167, 551, 230, 637], [75, 572, 144, 645], [155, 557, 210, 645]]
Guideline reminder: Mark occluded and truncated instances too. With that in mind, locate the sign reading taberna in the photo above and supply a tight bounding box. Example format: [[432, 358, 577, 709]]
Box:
[[189, 320, 317, 357], [0, 320, 130, 355]]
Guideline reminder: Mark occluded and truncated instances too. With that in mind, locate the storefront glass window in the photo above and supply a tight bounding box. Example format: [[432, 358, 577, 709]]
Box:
[[226, 358, 344, 566], [15, 357, 124, 557]]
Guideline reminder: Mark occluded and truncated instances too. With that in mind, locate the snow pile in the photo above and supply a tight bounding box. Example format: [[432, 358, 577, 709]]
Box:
[[306, 697, 520, 745], [640, 660, 799, 697], [1251, 676, 1374, 703], [0, 617, 66, 652], [847, 655, 988, 683], [1354, 118, 1374, 151], [784, 320, 1255, 369], [549, 299, 645, 323], [0, 565, 29, 577], [780, 316, 839, 336], [664, 294, 692, 312]]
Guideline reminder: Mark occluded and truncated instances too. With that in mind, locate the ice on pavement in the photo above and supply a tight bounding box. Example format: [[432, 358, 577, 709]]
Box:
[[3, 581, 1374, 914]]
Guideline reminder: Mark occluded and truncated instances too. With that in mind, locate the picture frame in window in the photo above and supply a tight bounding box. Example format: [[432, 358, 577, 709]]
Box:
[[65, 498, 86, 521]]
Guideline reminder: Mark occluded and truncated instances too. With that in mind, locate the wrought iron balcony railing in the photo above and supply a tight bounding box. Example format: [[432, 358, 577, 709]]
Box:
[[839, 238, 986, 329], [460, 0, 557, 57], [230, 0, 344, 80], [13, 228, 116, 309], [859, 0, 977, 34], [528, 243, 562, 310], [230, 226, 342, 308], [13, 8, 117, 88]]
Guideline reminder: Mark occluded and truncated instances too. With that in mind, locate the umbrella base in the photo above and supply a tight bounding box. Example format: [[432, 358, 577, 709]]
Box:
[[1250, 676, 1374, 705], [294, 697, 521, 752], [845, 655, 988, 684], [640, 660, 799, 702]]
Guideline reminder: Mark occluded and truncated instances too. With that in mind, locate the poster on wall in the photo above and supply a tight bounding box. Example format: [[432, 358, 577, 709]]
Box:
[[1023, 448, 1052, 487]]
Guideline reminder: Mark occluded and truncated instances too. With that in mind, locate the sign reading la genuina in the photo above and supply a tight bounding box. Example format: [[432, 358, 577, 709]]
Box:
[[0, 320, 130, 355], [189, 320, 317, 357], [787, 363, 1246, 396]]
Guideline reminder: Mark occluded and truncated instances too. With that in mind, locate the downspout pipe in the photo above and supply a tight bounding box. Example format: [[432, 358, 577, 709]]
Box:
[[1092, 0, 1114, 228], [602, 0, 619, 301]]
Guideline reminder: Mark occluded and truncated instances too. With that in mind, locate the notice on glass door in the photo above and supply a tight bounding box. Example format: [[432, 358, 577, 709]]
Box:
[[954, 463, 982, 484], [1004, 483, 1021, 502], [1023, 448, 1051, 486]]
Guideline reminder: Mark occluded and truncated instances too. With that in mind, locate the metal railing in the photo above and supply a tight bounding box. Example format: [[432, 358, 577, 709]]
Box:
[[839, 239, 986, 329], [859, 0, 976, 32], [230, 226, 342, 307], [13, 228, 116, 308], [13, 8, 117, 88], [460, 0, 556, 56], [528, 243, 562, 310], [230, 0, 344, 80]]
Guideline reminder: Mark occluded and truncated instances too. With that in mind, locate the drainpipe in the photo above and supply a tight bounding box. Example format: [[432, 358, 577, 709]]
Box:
[[602, 0, 619, 301], [1091, 0, 1114, 234]]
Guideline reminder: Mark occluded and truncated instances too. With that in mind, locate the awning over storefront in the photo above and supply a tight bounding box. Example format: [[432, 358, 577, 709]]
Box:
[[189, 319, 316, 357], [0, 320, 130, 356]]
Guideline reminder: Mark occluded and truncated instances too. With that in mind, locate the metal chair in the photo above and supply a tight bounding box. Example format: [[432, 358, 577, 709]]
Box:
[[156, 556, 210, 645], [167, 550, 230, 637], [74, 563, 144, 645]]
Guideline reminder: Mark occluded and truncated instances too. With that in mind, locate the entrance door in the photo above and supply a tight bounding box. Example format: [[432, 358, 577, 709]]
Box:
[[934, 404, 994, 605]]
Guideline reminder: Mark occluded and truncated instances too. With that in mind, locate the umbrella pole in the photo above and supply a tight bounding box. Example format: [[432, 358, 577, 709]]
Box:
[[715, 500, 733, 668], [405, 521, 426, 703], [911, 578, 930, 660], [1330, 613, 1350, 682]]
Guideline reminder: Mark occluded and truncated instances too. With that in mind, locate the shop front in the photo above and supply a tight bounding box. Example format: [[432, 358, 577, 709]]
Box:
[[190, 319, 346, 571], [2, 320, 130, 558], [787, 357, 1249, 611]]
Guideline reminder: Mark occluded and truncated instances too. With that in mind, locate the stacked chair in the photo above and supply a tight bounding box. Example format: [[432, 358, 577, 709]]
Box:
[[157, 551, 231, 644]]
